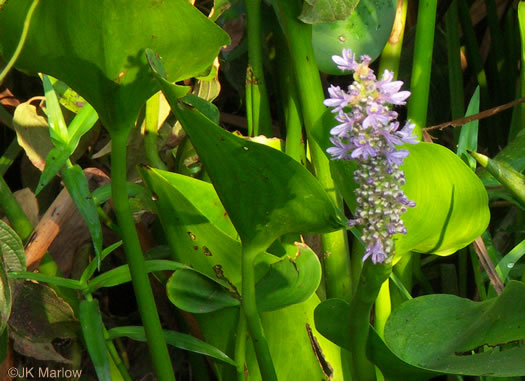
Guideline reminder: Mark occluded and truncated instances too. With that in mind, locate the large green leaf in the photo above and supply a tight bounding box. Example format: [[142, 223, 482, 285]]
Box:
[[384, 281, 525, 376], [312, 0, 397, 74], [0, 0, 230, 130], [150, 64, 344, 252], [398, 142, 489, 256], [313, 113, 490, 257]]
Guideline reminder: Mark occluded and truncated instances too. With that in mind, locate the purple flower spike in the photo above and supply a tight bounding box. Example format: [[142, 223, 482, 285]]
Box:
[[324, 48, 418, 264]]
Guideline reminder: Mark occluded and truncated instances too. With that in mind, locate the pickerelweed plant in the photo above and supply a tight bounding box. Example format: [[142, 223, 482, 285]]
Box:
[[324, 49, 419, 264]]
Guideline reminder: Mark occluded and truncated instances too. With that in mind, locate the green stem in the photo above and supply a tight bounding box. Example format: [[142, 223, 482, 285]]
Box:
[[0, 0, 40, 85], [445, 0, 465, 123], [235, 310, 248, 381], [111, 131, 175, 381], [349, 261, 392, 381], [378, 0, 408, 78], [0, 175, 33, 241], [144, 92, 167, 170], [244, 0, 273, 137], [273, 0, 352, 301], [0, 138, 22, 177], [241, 244, 277, 381], [407, 0, 438, 137]]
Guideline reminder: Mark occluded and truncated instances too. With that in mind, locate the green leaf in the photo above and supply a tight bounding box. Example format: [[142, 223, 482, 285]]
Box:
[[398, 143, 490, 256], [312, 0, 397, 74], [80, 241, 123, 285], [140, 167, 245, 289], [61, 164, 103, 259], [457, 86, 479, 169], [8, 271, 83, 290], [0, 220, 26, 271], [299, 0, 360, 24], [255, 242, 322, 311], [0, 0, 230, 132], [166, 269, 240, 313], [79, 299, 111, 381], [151, 66, 344, 252], [42, 74, 69, 146], [385, 281, 525, 376], [368, 328, 440, 381], [107, 325, 236, 367], [87, 260, 186, 293], [36, 147, 70, 195], [67, 102, 99, 154]]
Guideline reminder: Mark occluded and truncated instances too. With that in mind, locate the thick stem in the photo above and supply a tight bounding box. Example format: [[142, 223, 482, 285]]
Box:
[[274, 0, 352, 301], [349, 261, 392, 381], [378, 0, 408, 78], [111, 132, 175, 381], [235, 310, 248, 381], [407, 0, 438, 138], [244, 0, 273, 137], [241, 244, 277, 381]]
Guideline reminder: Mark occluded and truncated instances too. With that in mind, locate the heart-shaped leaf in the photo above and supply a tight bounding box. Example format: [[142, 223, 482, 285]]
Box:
[[312, 0, 397, 74], [0, 0, 230, 130], [149, 61, 344, 252], [0, 220, 26, 272], [384, 281, 525, 377]]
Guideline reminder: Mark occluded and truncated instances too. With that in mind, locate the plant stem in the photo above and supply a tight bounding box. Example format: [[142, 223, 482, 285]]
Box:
[[378, 0, 408, 78], [349, 261, 392, 381], [145, 92, 168, 170], [241, 244, 277, 381], [273, 0, 352, 301], [244, 0, 273, 137], [235, 310, 248, 381], [516, 3, 525, 141], [407, 0, 438, 138], [0, 0, 40, 85], [110, 131, 175, 381]]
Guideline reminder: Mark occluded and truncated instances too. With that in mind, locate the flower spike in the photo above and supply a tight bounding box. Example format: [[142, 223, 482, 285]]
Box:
[[325, 49, 419, 264]]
